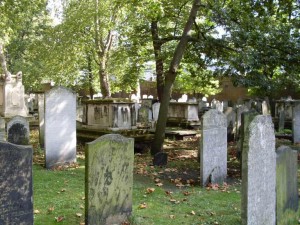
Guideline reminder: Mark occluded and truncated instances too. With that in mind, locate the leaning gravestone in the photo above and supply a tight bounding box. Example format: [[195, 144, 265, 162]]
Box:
[[0, 141, 33, 224], [200, 109, 227, 186], [85, 134, 134, 225], [44, 86, 76, 169], [276, 146, 299, 224], [241, 115, 276, 225], [7, 115, 29, 145]]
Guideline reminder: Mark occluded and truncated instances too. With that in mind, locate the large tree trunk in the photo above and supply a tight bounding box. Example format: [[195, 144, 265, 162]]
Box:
[[87, 53, 94, 99], [151, 21, 164, 101], [99, 57, 111, 98], [0, 42, 10, 78], [151, 0, 201, 156]]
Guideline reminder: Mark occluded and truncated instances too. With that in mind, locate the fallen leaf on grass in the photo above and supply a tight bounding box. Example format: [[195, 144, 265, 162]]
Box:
[[154, 178, 161, 183], [48, 206, 55, 213], [169, 215, 175, 219], [155, 183, 163, 187], [165, 191, 173, 196], [138, 203, 147, 209], [183, 191, 191, 196], [61, 188, 66, 192], [80, 205, 84, 209], [76, 213, 82, 217], [55, 216, 64, 222], [34, 209, 40, 214], [190, 210, 196, 215], [146, 188, 155, 194]]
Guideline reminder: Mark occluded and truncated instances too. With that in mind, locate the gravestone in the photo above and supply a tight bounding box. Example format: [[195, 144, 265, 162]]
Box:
[[241, 115, 276, 225], [237, 110, 258, 163], [45, 86, 76, 169], [0, 117, 5, 141], [200, 109, 227, 186], [278, 106, 285, 131], [225, 107, 236, 141], [292, 102, 300, 143], [235, 105, 249, 140], [0, 141, 33, 224], [7, 116, 29, 145], [38, 93, 45, 148], [152, 102, 160, 122], [85, 134, 134, 225], [276, 146, 298, 224]]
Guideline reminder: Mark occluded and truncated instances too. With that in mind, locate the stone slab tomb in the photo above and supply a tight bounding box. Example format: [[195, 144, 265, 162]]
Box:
[[85, 134, 134, 225], [7, 115, 29, 145], [200, 109, 227, 186], [241, 115, 276, 225], [0, 141, 33, 224], [44, 86, 76, 169]]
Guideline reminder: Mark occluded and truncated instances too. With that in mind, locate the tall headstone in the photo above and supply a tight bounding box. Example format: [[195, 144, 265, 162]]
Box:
[[241, 115, 276, 225], [235, 105, 249, 140], [85, 134, 134, 225], [152, 102, 160, 122], [38, 93, 45, 148], [292, 102, 300, 143], [200, 109, 227, 186], [276, 146, 299, 224], [0, 141, 33, 224], [0, 72, 28, 117], [0, 117, 5, 141], [237, 110, 258, 163], [44, 86, 76, 169], [7, 116, 29, 145]]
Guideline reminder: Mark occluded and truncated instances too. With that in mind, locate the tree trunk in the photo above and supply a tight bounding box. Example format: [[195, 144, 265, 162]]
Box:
[[87, 53, 94, 99], [0, 42, 10, 78], [151, 21, 164, 101], [99, 58, 111, 98], [151, 0, 201, 156]]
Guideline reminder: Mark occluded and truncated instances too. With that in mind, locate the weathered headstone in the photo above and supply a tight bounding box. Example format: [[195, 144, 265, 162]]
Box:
[[7, 115, 29, 145], [276, 146, 299, 224], [0, 117, 5, 141], [237, 110, 258, 163], [235, 105, 249, 140], [44, 86, 76, 169], [38, 93, 45, 148], [292, 102, 300, 143], [85, 134, 134, 225], [0, 141, 33, 224], [278, 106, 285, 131], [241, 115, 276, 225], [200, 109, 227, 186], [152, 102, 160, 122]]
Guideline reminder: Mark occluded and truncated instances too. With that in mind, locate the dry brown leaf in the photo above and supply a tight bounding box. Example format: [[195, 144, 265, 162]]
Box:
[[55, 216, 64, 222], [169, 215, 175, 219], [146, 188, 155, 194], [190, 210, 196, 215], [155, 183, 163, 187]]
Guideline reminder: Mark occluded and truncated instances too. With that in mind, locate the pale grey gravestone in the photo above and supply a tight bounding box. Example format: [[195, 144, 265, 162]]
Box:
[[276, 146, 299, 224], [130, 104, 137, 127], [200, 109, 227, 187], [198, 100, 206, 113], [210, 98, 217, 109], [225, 107, 236, 141], [292, 101, 300, 143], [152, 102, 160, 122], [38, 93, 45, 148], [44, 86, 76, 169], [7, 115, 29, 145], [262, 100, 270, 115], [235, 105, 249, 141], [241, 115, 276, 225], [187, 103, 199, 121], [215, 101, 223, 112], [0, 117, 5, 141], [223, 101, 228, 111], [85, 134, 134, 225], [0, 141, 33, 224]]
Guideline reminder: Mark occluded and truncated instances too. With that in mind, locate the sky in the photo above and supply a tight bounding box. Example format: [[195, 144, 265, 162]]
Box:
[[47, 0, 63, 25]]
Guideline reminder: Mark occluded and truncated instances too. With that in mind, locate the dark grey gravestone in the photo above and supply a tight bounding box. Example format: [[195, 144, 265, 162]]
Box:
[[7, 116, 29, 145], [276, 146, 299, 224], [153, 152, 168, 166], [0, 117, 6, 141], [200, 109, 227, 186], [85, 134, 134, 225], [45, 86, 76, 169], [0, 141, 33, 224], [241, 115, 276, 225], [292, 102, 300, 143], [237, 110, 258, 163]]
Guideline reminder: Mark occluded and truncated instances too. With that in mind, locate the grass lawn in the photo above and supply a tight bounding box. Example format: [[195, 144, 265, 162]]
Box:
[[30, 129, 300, 225]]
